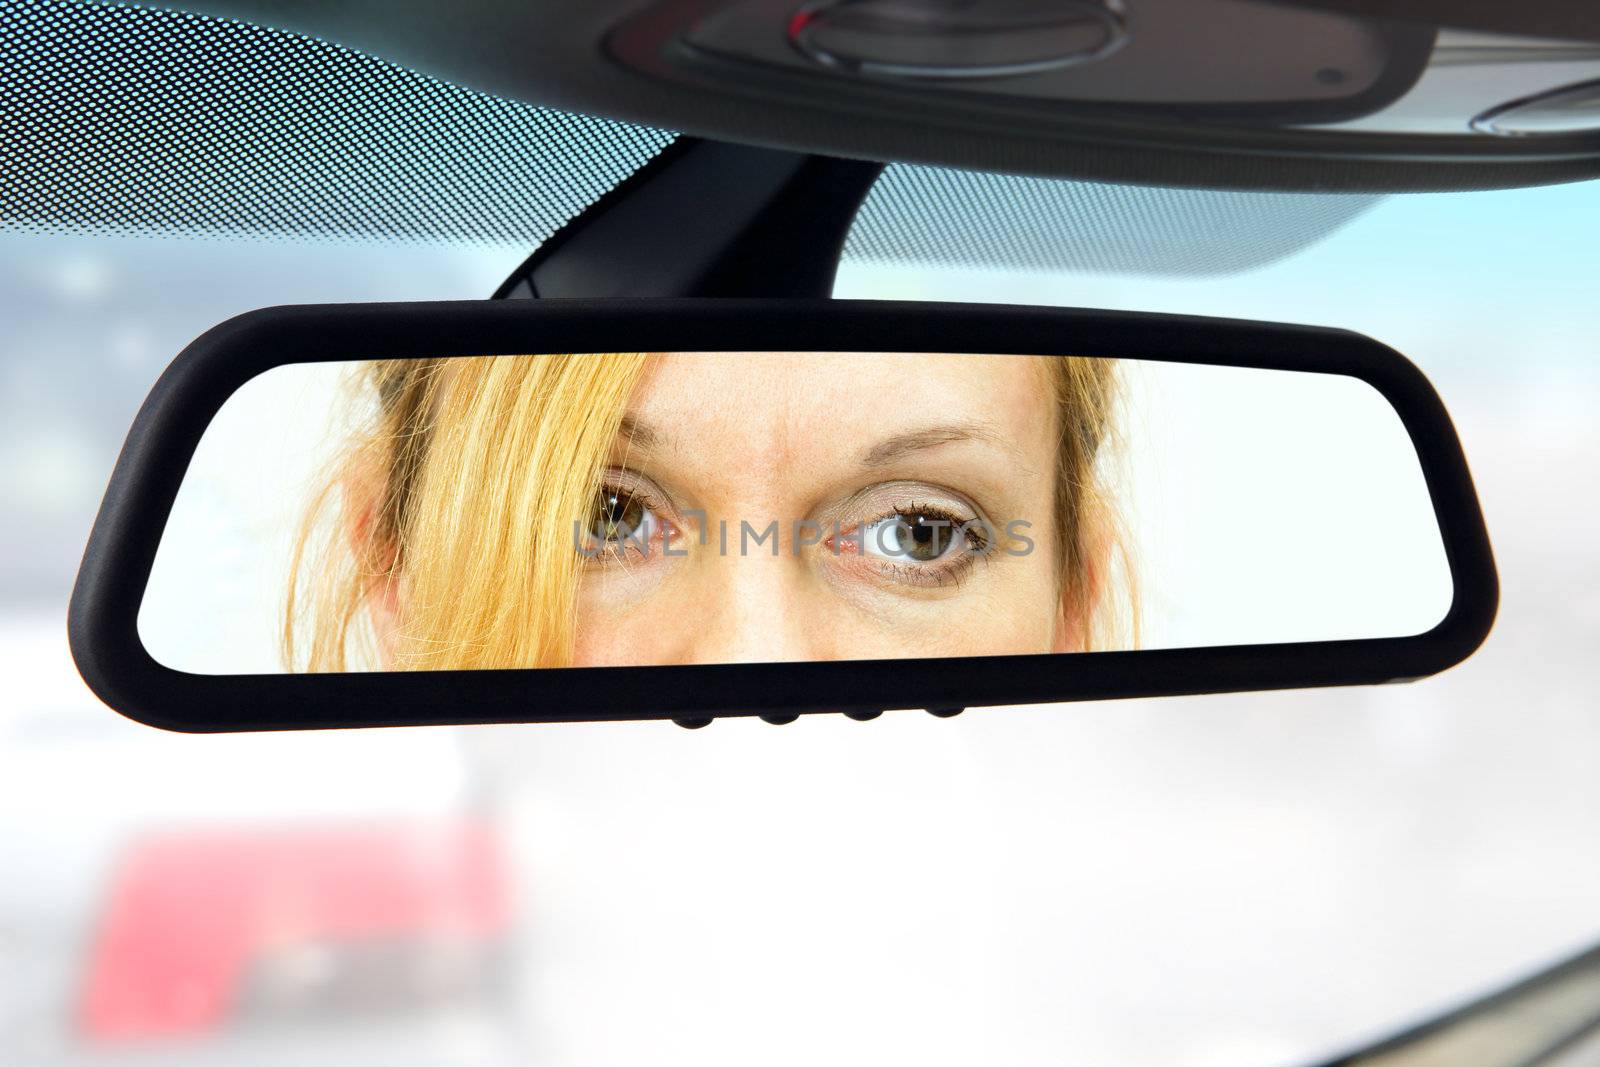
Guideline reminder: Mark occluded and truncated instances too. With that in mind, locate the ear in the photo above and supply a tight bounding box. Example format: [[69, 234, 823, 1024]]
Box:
[[340, 453, 403, 667]]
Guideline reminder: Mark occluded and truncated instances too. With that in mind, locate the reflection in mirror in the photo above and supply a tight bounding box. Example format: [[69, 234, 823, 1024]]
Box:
[[139, 352, 1452, 674]]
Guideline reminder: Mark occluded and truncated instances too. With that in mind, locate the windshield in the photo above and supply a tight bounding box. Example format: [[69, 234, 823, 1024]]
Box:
[[3, 5, 1599, 1067], [6, 175, 1597, 1067]]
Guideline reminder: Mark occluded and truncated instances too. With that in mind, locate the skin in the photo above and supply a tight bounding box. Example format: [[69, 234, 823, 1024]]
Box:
[[571, 351, 1074, 665]]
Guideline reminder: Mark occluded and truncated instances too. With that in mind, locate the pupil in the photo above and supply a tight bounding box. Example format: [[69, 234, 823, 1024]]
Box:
[[906, 515, 945, 561], [595, 489, 644, 542]]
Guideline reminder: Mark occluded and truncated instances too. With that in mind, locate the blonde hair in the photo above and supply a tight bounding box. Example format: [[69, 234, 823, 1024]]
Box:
[[285, 353, 1130, 672], [1052, 356, 1137, 652]]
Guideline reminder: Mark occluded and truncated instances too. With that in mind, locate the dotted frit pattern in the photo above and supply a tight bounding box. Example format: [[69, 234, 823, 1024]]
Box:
[[3, 0, 1376, 275], [0, 0, 676, 245], [845, 164, 1379, 276]]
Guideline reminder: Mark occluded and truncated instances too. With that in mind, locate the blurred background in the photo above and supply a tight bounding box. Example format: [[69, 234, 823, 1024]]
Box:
[[2, 2, 1599, 1063], [3, 178, 1599, 1066]]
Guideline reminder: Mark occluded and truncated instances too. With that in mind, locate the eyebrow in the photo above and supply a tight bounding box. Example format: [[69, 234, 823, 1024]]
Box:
[[859, 422, 1015, 468], [616, 414, 661, 453]]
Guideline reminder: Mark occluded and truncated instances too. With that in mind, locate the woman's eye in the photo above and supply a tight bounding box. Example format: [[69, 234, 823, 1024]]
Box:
[[584, 486, 660, 554], [861, 512, 967, 563]]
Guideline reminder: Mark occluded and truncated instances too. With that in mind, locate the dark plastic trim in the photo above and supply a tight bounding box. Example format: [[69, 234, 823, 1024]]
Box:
[[68, 298, 1498, 732], [149, 0, 1600, 193], [493, 137, 884, 300], [660, 9, 1437, 128], [1310, 936, 1600, 1066], [1284, 1, 1600, 44]]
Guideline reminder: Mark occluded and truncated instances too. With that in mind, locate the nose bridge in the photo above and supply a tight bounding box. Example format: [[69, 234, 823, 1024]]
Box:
[[672, 383, 814, 663], [682, 531, 819, 664]]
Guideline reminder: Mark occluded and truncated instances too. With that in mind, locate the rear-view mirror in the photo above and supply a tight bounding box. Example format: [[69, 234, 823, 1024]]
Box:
[[69, 299, 1497, 730]]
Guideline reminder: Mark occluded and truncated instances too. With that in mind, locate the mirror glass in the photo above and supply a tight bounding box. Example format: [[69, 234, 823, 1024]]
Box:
[[138, 352, 1453, 673]]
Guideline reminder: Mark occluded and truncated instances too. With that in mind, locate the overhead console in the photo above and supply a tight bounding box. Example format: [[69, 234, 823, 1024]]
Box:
[[132, 0, 1600, 189]]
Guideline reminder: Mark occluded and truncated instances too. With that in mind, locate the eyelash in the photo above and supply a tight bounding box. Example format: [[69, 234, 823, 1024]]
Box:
[[842, 500, 992, 589], [580, 472, 676, 564]]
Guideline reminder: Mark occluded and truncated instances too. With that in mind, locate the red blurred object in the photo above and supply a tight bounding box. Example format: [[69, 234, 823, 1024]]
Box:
[[78, 820, 509, 1040]]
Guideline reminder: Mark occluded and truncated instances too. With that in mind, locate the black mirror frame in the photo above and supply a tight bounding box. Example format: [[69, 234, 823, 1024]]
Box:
[[68, 298, 1498, 732]]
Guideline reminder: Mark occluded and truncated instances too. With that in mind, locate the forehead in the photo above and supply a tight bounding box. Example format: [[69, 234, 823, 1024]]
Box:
[[628, 351, 1054, 434]]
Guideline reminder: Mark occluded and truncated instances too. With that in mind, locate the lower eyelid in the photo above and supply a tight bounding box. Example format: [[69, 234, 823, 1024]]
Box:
[[583, 522, 679, 565], [868, 556, 976, 589], [826, 542, 985, 591]]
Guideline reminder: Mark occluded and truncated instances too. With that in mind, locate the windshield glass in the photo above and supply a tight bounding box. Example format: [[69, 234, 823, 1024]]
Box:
[[4, 178, 1597, 1067], [839, 180, 1600, 1064], [2, 4, 1598, 1065]]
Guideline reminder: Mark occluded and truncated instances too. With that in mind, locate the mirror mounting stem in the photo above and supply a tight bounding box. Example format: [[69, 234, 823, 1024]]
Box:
[[492, 137, 884, 301]]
